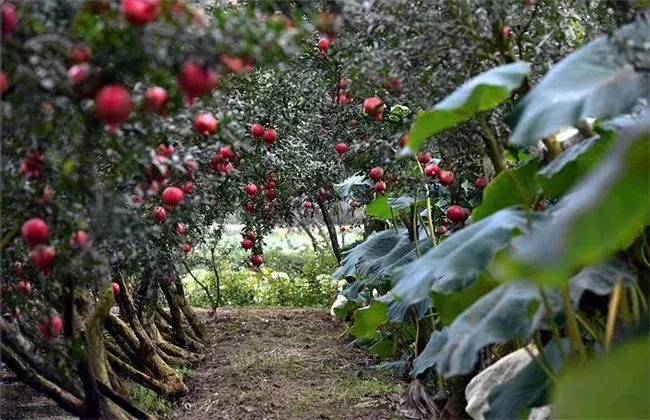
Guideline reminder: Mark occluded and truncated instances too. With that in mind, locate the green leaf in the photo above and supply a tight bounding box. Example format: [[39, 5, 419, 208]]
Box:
[[499, 117, 650, 285], [366, 195, 392, 220], [391, 209, 550, 304], [350, 300, 389, 339], [486, 340, 570, 420], [408, 61, 530, 152], [536, 133, 614, 199], [472, 160, 541, 222], [431, 275, 497, 326], [333, 172, 371, 198], [369, 339, 395, 358], [432, 281, 541, 376], [411, 328, 449, 377], [554, 334, 650, 420], [334, 229, 405, 279], [509, 22, 650, 146]]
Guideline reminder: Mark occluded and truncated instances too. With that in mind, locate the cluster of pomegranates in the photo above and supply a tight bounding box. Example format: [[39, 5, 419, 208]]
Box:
[[368, 166, 387, 193], [363, 96, 384, 121], [211, 145, 240, 175], [336, 77, 351, 104], [250, 123, 278, 147]]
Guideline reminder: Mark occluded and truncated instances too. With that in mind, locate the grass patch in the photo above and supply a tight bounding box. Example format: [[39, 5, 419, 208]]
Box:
[[123, 381, 172, 419]]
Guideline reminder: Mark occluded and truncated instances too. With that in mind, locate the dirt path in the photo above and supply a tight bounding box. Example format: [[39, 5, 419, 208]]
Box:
[[172, 308, 405, 420]]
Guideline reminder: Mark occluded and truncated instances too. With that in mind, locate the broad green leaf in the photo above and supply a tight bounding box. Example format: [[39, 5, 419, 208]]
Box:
[[536, 133, 614, 198], [366, 195, 393, 220], [408, 61, 530, 152], [509, 22, 650, 146], [554, 335, 649, 420], [472, 160, 541, 222], [334, 229, 404, 279], [369, 339, 395, 358], [391, 209, 550, 304], [333, 172, 371, 198], [385, 296, 431, 323], [500, 117, 650, 285], [387, 194, 427, 210], [411, 328, 449, 377], [350, 300, 389, 339], [433, 281, 541, 376], [486, 340, 570, 420], [431, 275, 497, 326]]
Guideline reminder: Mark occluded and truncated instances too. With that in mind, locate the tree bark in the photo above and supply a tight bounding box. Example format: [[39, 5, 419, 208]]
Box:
[[172, 276, 205, 340], [296, 216, 320, 252], [183, 261, 217, 311], [316, 196, 342, 263], [0, 343, 84, 416], [440, 374, 473, 420], [159, 277, 189, 349]]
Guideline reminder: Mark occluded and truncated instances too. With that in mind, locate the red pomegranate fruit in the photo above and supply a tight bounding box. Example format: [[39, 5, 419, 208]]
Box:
[[144, 86, 168, 113], [375, 181, 387, 193], [153, 206, 166, 223], [112, 282, 120, 295], [175, 222, 187, 235], [241, 239, 253, 250], [251, 123, 264, 137], [334, 143, 348, 156], [424, 163, 440, 177], [446, 205, 469, 223], [181, 243, 192, 254], [21, 218, 49, 246], [418, 152, 432, 164], [70, 230, 89, 247], [251, 254, 264, 266], [438, 170, 455, 186], [30, 245, 56, 273], [265, 189, 277, 201], [194, 113, 218, 135], [369, 166, 383, 181], [244, 183, 258, 196], [182, 182, 193, 194], [122, 0, 160, 25], [244, 202, 254, 213], [94, 85, 133, 132], [474, 177, 487, 189], [177, 60, 219, 104], [246, 231, 256, 240], [69, 45, 92, 63], [317, 37, 329, 52], [1, 3, 17, 36], [350, 200, 359, 208], [162, 186, 184, 206], [363, 96, 383, 117], [263, 128, 277, 144], [303, 201, 313, 209]]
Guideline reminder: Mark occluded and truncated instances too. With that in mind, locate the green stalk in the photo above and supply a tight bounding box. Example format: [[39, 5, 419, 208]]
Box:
[[575, 313, 603, 345], [389, 207, 399, 234], [412, 203, 420, 258], [478, 114, 506, 174], [523, 344, 557, 383], [562, 286, 587, 363], [539, 286, 567, 363], [415, 157, 436, 246]]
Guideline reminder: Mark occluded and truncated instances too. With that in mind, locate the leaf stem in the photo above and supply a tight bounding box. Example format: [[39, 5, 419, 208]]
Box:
[[412, 203, 420, 258], [523, 343, 557, 383], [605, 277, 623, 352], [478, 114, 506, 174], [538, 286, 567, 363], [562, 286, 587, 363], [415, 158, 437, 246]]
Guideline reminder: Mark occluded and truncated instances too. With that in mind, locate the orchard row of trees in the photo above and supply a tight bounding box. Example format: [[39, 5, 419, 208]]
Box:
[[1, 0, 649, 419]]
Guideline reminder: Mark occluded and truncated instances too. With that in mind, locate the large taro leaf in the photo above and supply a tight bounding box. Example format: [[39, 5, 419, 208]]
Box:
[[349, 300, 388, 339], [333, 229, 404, 279], [568, 259, 637, 304], [366, 195, 392, 220], [384, 295, 431, 322], [333, 172, 371, 198], [499, 117, 650, 285], [411, 328, 450, 377], [391, 208, 549, 304], [406, 61, 530, 152], [431, 275, 497, 326], [509, 22, 650, 146], [486, 339, 570, 420], [433, 281, 541, 376], [472, 160, 541, 222], [554, 334, 649, 420], [536, 132, 614, 199]]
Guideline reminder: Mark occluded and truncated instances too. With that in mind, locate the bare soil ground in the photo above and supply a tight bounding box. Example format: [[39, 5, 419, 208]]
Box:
[[0, 308, 406, 420], [172, 308, 405, 420]]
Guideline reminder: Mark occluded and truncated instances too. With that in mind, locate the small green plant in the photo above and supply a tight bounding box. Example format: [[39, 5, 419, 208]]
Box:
[[123, 381, 172, 419]]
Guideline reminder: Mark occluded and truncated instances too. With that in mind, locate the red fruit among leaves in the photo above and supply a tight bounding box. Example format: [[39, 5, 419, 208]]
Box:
[[263, 128, 277, 144], [51, 315, 63, 336], [244, 183, 258, 196], [122, 0, 160, 25], [251, 254, 264, 266], [162, 186, 184, 206], [317, 37, 329, 52], [12, 261, 22, 276], [21, 218, 49, 246], [303, 201, 313, 209], [144, 87, 168, 113], [251, 123, 264, 137], [0, 71, 7, 94], [157, 143, 174, 157], [399, 134, 408, 147], [69, 45, 92, 63], [363, 96, 383, 117], [334, 143, 348, 156], [1, 3, 17, 36], [70, 230, 89, 247], [241, 239, 253, 250], [244, 201, 254, 213], [181, 243, 192, 254], [216, 162, 233, 174], [20, 150, 45, 179], [418, 152, 432, 164], [154, 206, 166, 223], [375, 181, 387, 193], [447, 205, 469, 223], [175, 222, 187, 235], [94, 85, 133, 132], [182, 182, 193, 194], [435, 226, 447, 236], [474, 177, 487, 189], [246, 231, 256, 240], [177, 60, 219, 104], [502, 25, 511, 38], [339, 77, 349, 89], [438, 170, 455, 186], [194, 113, 218, 135], [220, 146, 234, 160], [67, 64, 90, 87], [17, 280, 32, 294], [265, 189, 277, 201], [112, 282, 120, 296], [369, 166, 383, 181], [30, 245, 56, 273], [424, 163, 440, 177], [350, 200, 359, 208]]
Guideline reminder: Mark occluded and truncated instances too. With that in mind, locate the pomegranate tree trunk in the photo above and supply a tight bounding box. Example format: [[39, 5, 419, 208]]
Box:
[[159, 277, 190, 349], [172, 275, 205, 340], [316, 196, 342, 263]]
